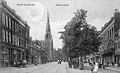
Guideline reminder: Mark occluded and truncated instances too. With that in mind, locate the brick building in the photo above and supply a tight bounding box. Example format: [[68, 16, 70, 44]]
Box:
[[0, 0, 30, 67]]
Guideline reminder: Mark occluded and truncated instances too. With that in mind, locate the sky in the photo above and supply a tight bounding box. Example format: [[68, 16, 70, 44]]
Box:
[[5, 0, 120, 49]]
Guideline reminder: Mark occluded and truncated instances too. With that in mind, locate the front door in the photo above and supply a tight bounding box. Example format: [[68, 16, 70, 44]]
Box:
[[9, 48, 14, 67]]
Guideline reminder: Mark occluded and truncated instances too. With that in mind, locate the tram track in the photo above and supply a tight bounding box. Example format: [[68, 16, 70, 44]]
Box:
[[25, 63, 56, 73], [25, 62, 67, 73], [41, 64, 62, 73]]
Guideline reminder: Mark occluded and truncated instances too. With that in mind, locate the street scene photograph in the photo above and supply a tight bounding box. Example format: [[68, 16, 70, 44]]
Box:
[[0, 0, 120, 73]]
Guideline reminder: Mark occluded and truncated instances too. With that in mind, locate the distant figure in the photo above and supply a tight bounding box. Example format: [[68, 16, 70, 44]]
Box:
[[79, 61, 84, 70], [68, 60, 72, 68], [23, 59, 27, 68], [91, 64, 94, 73], [93, 62, 99, 73]]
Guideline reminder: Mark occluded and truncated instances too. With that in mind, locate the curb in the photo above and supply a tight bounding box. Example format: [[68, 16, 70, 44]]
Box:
[[105, 68, 120, 73], [0, 67, 19, 71]]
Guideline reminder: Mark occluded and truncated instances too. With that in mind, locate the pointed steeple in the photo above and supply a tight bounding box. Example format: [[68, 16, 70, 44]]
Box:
[[47, 11, 49, 24], [45, 10, 52, 39], [44, 10, 53, 61], [46, 11, 51, 33]]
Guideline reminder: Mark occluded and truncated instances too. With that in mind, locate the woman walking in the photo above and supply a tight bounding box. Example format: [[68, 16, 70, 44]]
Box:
[[92, 62, 99, 73]]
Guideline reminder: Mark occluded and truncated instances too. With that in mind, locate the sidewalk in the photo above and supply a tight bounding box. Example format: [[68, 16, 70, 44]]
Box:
[[66, 63, 91, 73], [105, 66, 120, 72], [0, 64, 35, 73], [0, 67, 19, 73], [85, 63, 120, 72], [26, 64, 35, 67]]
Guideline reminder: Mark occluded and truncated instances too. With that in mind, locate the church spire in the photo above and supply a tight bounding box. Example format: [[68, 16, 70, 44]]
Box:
[[44, 10, 53, 61], [46, 11, 51, 33]]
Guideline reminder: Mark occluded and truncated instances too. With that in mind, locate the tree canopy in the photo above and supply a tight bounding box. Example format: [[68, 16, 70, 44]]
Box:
[[60, 9, 100, 58]]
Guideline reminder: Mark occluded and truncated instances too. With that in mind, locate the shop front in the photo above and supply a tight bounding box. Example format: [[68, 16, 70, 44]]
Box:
[[114, 49, 120, 67], [1, 45, 23, 67], [8, 47, 23, 67], [114, 54, 120, 67], [102, 48, 115, 67]]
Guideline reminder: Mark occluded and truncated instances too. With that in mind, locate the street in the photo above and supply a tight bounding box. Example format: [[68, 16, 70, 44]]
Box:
[[0, 62, 119, 73]]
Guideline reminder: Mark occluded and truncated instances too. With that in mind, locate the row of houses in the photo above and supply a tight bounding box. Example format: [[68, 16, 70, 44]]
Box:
[[89, 9, 120, 67], [28, 38, 47, 64], [0, 0, 47, 67]]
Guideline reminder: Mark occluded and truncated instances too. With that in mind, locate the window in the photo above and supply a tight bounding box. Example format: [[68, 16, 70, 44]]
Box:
[[2, 29, 5, 42], [118, 41, 120, 49], [6, 31, 8, 42], [9, 32, 11, 43], [112, 27, 114, 38], [15, 36, 17, 45], [21, 39, 23, 47], [108, 31, 109, 40], [11, 33, 12, 43], [19, 38, 21, 46], [18, 37, 19, 46], [9, 17, 11, 29], [12, 34, 14, 44], [6, 15, 8, 27], [110, 29, 112, 38], [16, 23, 18, 33], [16, 37, 18, 46], [2, 13, 5, 25], [26, 43, 27, 48], [14, 35, 16, 45], [14, 22, 16, 32], [12, 20, 14, 31]]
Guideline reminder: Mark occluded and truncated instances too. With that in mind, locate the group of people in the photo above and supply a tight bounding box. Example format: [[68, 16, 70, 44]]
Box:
[[68, 59, 99, 73], [57, 60, 62, 64], [13, 59, 27, 68]]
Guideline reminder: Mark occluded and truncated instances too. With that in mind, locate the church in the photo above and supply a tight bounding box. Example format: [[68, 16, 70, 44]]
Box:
[[44, 11, 53, 61]]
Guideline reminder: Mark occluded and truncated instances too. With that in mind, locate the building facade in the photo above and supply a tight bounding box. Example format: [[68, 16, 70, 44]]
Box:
[[98, 9, 120, 67], [28, 38, 47, 64], [0, 0, 30, 67], [114, 10, 120, 67], [44, 12, 53, 61]]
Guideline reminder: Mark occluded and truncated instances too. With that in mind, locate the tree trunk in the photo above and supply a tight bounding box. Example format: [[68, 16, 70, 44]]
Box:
[[79, 55, 84, 70]]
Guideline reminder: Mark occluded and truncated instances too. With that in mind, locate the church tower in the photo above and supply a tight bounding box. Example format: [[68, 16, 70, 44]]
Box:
[[45, 11, 53, 61]]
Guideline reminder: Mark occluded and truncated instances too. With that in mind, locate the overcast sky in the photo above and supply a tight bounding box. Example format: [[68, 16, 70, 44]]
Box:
[[6, 0, 120, 49]]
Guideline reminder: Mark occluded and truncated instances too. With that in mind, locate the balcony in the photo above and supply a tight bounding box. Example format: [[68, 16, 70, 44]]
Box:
[[102, 39, 115, 55], [103, 48, 115, 55]]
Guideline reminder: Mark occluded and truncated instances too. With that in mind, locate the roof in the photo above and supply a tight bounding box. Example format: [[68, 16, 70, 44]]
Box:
[[1, 0, 30, 29]]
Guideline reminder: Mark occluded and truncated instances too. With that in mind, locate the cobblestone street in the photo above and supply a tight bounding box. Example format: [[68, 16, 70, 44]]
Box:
[[0, 62, 119, 73]]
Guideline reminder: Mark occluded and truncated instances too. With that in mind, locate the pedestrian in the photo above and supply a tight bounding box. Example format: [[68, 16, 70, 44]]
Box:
[[91, 63, 94, 73], [17, 60, 20, 68], [14, 61, 16, 67], [79, 60, 84, 70], [23, 59, 27, 68], [92, 62, 99, 73]]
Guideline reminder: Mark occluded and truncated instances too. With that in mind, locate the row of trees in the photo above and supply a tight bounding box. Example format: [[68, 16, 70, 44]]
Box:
[[60, 9, 100, 60]]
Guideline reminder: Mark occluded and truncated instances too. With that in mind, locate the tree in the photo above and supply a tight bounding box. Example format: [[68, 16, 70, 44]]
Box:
[[60, 9, 100, 60]]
